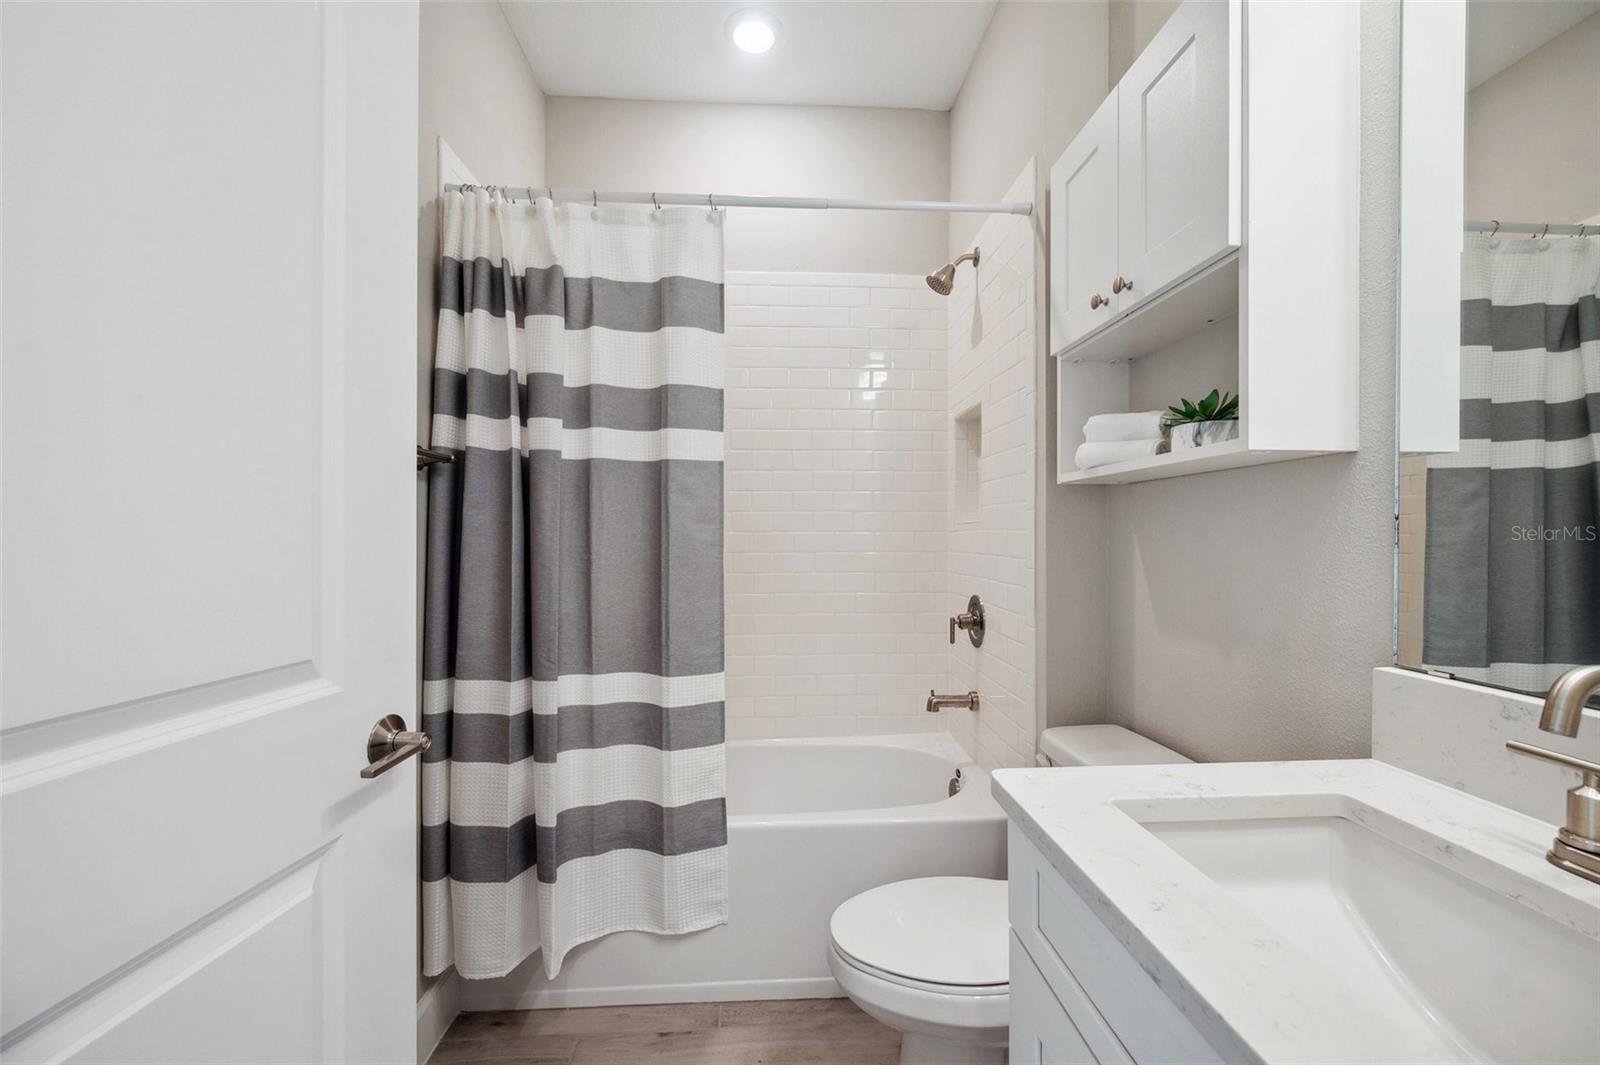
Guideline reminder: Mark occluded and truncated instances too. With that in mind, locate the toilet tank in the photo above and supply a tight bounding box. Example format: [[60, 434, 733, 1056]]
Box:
[[1038, 724, 1191, 767]]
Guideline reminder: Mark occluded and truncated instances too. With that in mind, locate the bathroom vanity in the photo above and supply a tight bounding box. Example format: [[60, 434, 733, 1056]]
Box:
[[992, 758, 1600, 1064]]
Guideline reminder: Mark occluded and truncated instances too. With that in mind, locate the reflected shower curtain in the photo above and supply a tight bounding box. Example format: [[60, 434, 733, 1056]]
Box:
[[422, 188, 728, 980], [1423, 234, 1600, 693]]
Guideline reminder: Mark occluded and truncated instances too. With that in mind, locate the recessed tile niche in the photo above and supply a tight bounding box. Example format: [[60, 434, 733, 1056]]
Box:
[[953, 403, 982, 525]]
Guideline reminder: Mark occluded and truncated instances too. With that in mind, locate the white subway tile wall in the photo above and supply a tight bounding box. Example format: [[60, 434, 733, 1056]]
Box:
[[723, 271, 953, 740], [942, 164, 1038, 769]]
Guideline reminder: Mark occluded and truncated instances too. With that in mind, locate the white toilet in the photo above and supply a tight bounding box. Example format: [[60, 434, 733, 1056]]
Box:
[[828, 725, 1190, 1065], [1035, 722, 1193, 769]]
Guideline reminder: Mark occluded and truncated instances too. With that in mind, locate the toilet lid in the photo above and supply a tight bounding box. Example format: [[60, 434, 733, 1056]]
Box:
[[829, 877, 1008, 988]]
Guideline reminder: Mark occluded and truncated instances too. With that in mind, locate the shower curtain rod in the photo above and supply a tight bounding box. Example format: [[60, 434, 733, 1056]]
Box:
[[1465, 219, 1593, 237], [445, 184, 1033, 216]]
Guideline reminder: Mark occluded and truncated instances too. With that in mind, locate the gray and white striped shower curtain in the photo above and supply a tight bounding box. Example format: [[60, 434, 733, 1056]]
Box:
[[422, 188, 728, 980], [1423, 234, 1600, 694]]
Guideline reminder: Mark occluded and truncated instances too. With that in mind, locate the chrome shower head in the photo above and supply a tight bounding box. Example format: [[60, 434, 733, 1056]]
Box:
[[925, 248, 980, 296]]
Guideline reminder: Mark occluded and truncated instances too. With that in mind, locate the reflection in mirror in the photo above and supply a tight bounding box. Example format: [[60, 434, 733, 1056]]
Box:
[[1396, 0, 1600, 696]]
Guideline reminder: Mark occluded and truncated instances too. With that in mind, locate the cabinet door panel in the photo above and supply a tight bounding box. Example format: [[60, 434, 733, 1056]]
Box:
[[1116, 0, 1236, 306], [1010, 932, 1099, 1065], [1049, 92, 1120, 353]]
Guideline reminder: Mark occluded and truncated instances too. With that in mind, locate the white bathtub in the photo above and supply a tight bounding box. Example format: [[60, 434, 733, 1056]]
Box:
[[459, 732, 1006, 1010]]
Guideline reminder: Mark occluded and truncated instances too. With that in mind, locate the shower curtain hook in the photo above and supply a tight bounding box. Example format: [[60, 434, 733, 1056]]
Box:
[[592, 189, 599, 208], [708, 192, 716, 211], [1580, 224, 1590, 239], [1489, 220, 1500, 238], [652, 192, 660, 211], [1533, 223, 1549, 240]]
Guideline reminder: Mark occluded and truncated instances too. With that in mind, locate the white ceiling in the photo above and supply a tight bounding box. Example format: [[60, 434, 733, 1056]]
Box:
[[1467, 0, 1600, 88], [498, 1, 998, 110]]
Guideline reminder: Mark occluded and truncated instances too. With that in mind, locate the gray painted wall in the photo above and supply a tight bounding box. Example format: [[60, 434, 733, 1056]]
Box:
[[545, 97, 950, 274], [947, 1, 1109, 259], [1466, 11, 1600, 225], [1109, 0, 1184, 86]]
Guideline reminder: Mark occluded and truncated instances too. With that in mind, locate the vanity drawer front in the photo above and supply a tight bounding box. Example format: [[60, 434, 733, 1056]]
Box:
[[1010, 930, 1100, 1065], [1008, 825, 1222, 1065]]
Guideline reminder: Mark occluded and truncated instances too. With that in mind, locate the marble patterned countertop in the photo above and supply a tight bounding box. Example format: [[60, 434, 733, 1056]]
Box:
[[991, 759, 1600, 1064]]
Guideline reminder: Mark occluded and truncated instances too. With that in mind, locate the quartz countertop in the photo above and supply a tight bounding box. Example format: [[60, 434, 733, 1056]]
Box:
[[991, 758, 1600, 1064]]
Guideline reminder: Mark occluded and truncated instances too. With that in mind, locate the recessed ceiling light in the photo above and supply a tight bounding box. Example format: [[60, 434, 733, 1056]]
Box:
[[728, 10, 778, 55]]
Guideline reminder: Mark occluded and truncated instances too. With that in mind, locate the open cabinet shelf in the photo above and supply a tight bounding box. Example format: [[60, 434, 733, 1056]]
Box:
[[1055, 439, 1337, 485]]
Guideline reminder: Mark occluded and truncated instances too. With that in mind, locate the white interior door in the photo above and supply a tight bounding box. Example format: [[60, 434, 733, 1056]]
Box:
[[1, 3, 419, 1062], [1115, 0, 1236, 307], [1049, 92, 1121, 353]]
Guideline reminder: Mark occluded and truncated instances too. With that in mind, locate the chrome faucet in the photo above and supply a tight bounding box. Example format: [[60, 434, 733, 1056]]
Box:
[[927, 690, 979, 714], [1506, 665, 1600, 885]]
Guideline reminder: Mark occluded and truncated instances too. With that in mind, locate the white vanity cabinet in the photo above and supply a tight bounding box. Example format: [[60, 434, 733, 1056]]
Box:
[[1049, 0, 1360, 485], [1008, 932, 1101, 1065], [1007, 826, 1229, 1065]]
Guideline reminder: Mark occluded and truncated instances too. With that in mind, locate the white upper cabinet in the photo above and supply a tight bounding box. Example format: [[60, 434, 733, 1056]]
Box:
[[1048, 0, 1240, 356], [1116, 0, 1238, 309], [1050, 93, 1122, 353], [1047, 0, 1359, 485]]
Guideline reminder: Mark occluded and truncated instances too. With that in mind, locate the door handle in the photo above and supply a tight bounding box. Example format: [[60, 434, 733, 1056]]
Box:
[[1089, 293, 1107, 309], [361, 714, 431, 779], [1111, 276, 1133, 294]]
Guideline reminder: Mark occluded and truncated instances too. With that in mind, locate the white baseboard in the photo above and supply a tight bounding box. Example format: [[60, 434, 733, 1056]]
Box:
[[458, 975, 842, 1013], [416, 969, 462, 1064]]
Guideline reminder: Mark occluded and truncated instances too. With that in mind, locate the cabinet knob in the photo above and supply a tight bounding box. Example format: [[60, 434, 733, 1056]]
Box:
[[1111, 276, 1133, 294], [1089, 293, 1107, 310]]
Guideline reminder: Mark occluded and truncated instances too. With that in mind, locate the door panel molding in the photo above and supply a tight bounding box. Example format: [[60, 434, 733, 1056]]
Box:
[[3, 845, 340, 1060], [1, 665, 334, 774]]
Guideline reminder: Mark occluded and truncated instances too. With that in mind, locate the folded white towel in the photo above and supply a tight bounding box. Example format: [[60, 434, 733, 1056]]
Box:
[[1083, 410, 1167, 442], [1074, 439, 1166, 469]]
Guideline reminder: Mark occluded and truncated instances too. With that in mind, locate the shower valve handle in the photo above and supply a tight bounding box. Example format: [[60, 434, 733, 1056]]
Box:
[[948, 595, 986, 647]]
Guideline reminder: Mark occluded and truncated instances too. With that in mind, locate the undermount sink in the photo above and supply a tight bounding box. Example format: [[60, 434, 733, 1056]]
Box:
[[1139, 807, 1600, 1064]]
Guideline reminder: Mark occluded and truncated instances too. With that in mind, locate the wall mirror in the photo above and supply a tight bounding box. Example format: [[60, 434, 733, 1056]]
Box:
[[1395, 0, 1599, 697]]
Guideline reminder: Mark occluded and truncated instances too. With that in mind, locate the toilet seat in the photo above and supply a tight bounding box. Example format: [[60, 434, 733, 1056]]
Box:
[[828, 876, 1009, 992], [831, 941, 1008, 996], [829, 937, 1010, 1028]]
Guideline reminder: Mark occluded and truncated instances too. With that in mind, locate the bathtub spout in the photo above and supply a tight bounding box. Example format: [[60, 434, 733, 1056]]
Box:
[[927, 690, 979, 713]]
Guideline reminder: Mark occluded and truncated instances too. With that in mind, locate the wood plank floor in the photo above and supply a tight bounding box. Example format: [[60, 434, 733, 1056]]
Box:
[[428, 998, 901, 1065]]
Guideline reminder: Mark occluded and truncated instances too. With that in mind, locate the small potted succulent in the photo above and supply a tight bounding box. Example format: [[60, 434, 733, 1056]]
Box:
[[1163, 389, 1240, 449]]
